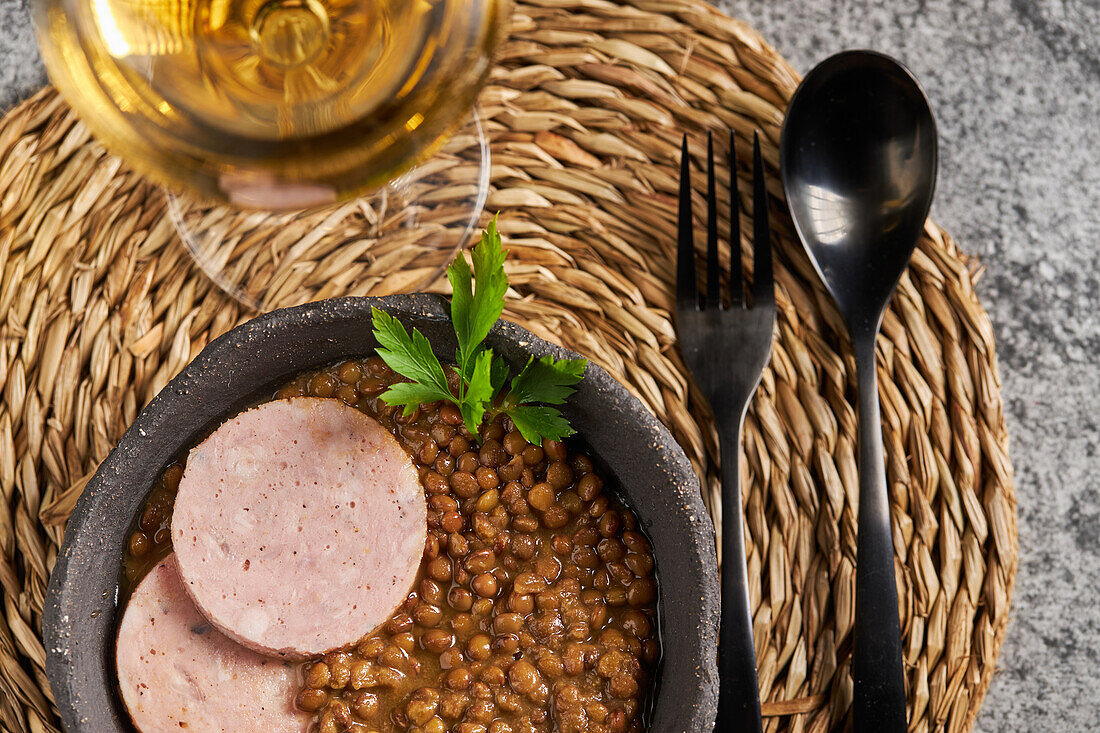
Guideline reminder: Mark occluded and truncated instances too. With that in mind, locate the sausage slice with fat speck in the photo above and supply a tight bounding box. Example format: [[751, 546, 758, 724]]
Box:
[[172, 397, 427, 658]]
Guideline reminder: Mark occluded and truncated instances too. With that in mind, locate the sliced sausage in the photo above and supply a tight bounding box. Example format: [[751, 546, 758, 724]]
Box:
[[116, 555, 309, 732], [172, 397, 427, 658]]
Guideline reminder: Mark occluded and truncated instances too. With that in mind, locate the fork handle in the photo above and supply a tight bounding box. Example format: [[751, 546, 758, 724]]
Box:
[[714, 417, 764, 733], [851, 333, 907, 732]]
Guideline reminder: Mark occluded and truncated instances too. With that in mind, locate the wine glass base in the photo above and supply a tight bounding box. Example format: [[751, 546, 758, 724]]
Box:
[[166, 108, 490, 312]]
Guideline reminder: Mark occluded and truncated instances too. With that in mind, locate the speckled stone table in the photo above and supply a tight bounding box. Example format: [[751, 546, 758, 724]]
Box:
[[3, 0, 1099, 729]]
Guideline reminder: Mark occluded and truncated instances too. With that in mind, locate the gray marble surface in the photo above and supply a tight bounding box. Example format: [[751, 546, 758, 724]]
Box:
[[2, 0, 1099, 729]]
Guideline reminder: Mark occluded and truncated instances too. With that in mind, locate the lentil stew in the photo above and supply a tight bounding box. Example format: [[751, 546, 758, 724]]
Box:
[[122, 355, 661, 733]]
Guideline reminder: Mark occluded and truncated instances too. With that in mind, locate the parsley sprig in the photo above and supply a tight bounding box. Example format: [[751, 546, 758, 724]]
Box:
[[371, 218, 587, 443]]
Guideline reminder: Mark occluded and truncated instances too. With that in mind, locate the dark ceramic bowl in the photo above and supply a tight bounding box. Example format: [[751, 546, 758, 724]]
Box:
[[43, 295, 719, 732]]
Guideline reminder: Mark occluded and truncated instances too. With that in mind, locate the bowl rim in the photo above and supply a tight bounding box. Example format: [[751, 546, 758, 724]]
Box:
[[43, 294, 719, 732]]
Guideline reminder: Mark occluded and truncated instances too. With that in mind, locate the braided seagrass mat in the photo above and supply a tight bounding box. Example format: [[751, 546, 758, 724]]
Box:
[[0, 0, 1016, 731]]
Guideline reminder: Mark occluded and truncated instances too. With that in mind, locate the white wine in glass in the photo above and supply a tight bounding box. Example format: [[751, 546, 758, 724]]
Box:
[[32, 0, 504, 309], [33, 0, 504, 208]]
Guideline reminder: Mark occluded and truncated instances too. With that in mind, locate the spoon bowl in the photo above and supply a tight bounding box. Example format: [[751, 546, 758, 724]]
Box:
[[780, 50, 938, 731], [780, 50, 937, 332]]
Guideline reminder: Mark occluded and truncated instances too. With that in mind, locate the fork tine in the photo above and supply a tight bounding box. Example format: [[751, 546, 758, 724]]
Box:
[[729, 129, 744, 308], [751, 131, 774, 307], [705, 131, 720, 308], [677, 134, 698, 309]]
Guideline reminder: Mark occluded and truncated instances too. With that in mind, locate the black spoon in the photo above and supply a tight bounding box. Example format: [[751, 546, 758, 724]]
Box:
[[779, 50, 938, 731]]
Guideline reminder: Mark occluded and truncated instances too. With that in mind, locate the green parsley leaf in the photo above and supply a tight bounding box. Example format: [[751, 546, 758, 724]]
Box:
[[459, 348, 496, 433], [373, 218, 588, 445], [448, 217, 508, 386], [379, 381, 455, 417], [489, 353, 511, 394], [447, 255, 474, 378], [507, 355, 587, 406], [371, 307, 452, 399], [506, 405, 576, 443]]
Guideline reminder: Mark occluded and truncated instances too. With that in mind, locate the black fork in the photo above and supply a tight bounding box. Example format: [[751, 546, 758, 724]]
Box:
[[676, 131, 775, 733]]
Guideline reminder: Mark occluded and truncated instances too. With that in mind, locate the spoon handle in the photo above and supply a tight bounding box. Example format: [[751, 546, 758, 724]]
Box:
[[851, 333, 907, 731], [714, 418, 764, 733]]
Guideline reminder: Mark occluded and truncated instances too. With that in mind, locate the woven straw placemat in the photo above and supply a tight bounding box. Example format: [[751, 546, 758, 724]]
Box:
[[0, 1, 1016, 731]]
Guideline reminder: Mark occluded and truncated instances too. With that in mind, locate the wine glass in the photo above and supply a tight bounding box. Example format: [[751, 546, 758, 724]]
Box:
[[31, 0, 506, 308]]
